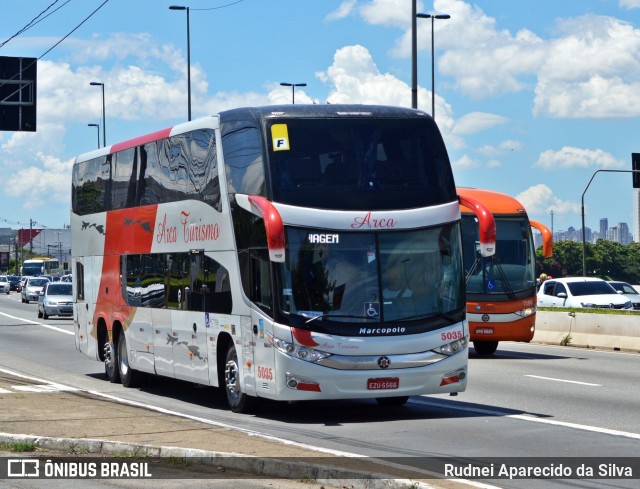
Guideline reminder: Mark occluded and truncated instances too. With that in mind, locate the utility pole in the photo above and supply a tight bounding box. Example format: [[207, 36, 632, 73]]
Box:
[[29, 219, 33, 258]]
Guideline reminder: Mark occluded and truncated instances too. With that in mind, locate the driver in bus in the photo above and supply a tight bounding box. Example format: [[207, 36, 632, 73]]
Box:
[[382, 261, 413, 299]]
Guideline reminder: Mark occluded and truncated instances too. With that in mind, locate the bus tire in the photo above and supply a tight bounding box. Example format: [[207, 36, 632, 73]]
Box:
[[117, 333, 144, 388], [473, 341, 498, 356], [104, 337, 120, 384], [224, 343, 254, 413], [376, 396, 409, 406]]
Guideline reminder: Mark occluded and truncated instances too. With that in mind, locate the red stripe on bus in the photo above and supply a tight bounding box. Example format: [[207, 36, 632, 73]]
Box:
[[110, 128, 173, 153]]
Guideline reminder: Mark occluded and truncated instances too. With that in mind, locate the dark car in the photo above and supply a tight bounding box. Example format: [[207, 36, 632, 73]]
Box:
[[7, 275, 21, 291]]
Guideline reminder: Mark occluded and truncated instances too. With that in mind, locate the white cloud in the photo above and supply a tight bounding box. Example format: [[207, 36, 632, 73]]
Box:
[[477, 139, 523, 156], [516, 184, 581, 217], [619, 0, 640, 9], [536, 147, 621, 169], [325, 0, 358, 21], [534, 15, 640, 117], [354, 1, 640, 117], [452, 112, 508, 136], [5, 152, 74, 207], [453, 154, 481, 170]]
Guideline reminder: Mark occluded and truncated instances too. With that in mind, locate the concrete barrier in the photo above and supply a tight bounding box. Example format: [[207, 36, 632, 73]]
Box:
[[534, 310, 640, 353]]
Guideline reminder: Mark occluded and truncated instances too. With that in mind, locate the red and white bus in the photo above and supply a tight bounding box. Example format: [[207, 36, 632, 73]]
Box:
[[458, 188, 552, 355], [71, 105, 495, 412]]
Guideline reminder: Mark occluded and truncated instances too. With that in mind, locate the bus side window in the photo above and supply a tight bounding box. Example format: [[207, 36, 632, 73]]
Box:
[[75, 261, 84, 301], [239, 250, 272, 316]]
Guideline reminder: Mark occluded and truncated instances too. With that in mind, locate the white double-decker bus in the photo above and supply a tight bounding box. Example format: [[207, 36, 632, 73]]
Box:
[[71, 105, 495, 412]]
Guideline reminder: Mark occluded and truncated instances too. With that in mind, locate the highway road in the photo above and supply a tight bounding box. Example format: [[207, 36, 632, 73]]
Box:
[[1, 291, 639, 488]]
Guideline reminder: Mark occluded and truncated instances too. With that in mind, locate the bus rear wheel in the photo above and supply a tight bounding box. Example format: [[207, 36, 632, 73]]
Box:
[[117, 333, 144, 388], [104, 337, 120, 383], [473, 341, 498, 356], [224, 343, 254, 413]]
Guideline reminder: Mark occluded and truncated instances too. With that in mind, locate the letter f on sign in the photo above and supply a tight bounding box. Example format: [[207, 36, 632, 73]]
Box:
[[272, 124, 290, 151]]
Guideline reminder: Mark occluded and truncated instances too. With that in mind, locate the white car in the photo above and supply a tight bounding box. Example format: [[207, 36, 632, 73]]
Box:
[[607, 281, 640, 310], [0, 276, 9, 294], [537, 277, 632, 310]]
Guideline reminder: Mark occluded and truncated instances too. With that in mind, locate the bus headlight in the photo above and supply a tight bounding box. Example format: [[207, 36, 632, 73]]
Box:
[[270, 336, 332, 363], [433, 336, 468, 356], [514, 306, 536, 318]]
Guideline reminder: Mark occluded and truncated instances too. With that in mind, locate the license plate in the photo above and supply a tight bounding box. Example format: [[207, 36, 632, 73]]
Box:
[[475, 327, 494, 335], [367, 378, 399, 390]]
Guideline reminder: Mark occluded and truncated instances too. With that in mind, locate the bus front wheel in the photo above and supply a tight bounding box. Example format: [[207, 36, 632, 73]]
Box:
[[473, 341, 498, 356], [224, 343, 254, 413]]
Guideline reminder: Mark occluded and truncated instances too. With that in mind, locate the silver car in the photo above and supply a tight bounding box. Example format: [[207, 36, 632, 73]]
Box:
[[607, 281, 640, 310], [21, 277, 50, 303], [37, 282, 73, 319], [0, 276, 9, 294]]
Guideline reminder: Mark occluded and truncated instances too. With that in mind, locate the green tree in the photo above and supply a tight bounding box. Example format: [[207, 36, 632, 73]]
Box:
[[535, 240, 640, 283]]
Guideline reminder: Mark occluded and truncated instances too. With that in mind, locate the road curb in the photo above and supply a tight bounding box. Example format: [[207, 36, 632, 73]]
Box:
[[0, 432, 437, 488]]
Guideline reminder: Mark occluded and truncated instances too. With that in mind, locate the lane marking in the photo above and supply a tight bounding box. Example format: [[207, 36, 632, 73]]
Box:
[[413, 397, 640, 440], [0, 311, 73, 335], [12, 384, 79, 393], [524, 374, 602, 386]]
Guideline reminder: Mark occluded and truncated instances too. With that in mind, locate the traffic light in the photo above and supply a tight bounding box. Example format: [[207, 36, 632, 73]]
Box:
[[633, 153, 640, 189]]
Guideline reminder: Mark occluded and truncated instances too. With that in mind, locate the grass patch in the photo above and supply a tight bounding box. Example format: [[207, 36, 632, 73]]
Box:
[[0, 441, 37, 453]]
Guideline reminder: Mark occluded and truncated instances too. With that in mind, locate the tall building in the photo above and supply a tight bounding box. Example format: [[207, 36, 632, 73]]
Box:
[[599, 218, 608, 239], [619, 222, 631, 245]]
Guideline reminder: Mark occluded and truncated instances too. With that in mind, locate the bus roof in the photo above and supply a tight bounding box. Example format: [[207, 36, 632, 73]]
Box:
[[457, 187, 528, 216], [74, 104, 432, 164]]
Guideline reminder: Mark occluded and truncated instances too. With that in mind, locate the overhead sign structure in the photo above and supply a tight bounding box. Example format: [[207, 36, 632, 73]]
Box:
[[0, 56, 37, 132]]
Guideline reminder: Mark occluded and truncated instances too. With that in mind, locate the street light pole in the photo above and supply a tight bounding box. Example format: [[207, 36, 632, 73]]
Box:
[[411, 0, 417, 109], [89, 82, 106, 147], [416, 13, 450, 119], [88, 123, 100, 149], [170, 5, 191, 121], [581, 169, 638, 277], [280, 82, 306, 104]]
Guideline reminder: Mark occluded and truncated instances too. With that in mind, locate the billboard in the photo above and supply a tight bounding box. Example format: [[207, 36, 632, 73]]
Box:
[[0, 251, 9, 269], [0, 56, 37, 132]]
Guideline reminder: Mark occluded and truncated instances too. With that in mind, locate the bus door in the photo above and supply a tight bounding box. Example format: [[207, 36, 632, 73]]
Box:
[[246, 253, 276, 398], [74, 257, 98, 359]]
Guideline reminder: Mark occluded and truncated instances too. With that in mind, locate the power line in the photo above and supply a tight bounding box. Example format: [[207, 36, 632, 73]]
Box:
[[0, 0, 64, 49], [0, 0, 111, 91], [38, 0, 111, 61], [192, 0, 245, 11]]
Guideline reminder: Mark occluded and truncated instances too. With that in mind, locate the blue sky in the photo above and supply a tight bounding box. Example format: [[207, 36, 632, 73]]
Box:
[[1, 0, 640, 238]]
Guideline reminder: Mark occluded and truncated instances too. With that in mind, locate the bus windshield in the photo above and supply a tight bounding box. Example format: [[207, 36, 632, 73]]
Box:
[[463, 215, 535, 295], [22, 263, 44, 276], [267, 117, 456, 210], [278, 222, 464, 331]]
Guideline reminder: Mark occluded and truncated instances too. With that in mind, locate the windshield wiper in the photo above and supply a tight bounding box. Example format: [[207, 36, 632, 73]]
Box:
[[305, 313, 376, 324], [391, 312, 458, 323]]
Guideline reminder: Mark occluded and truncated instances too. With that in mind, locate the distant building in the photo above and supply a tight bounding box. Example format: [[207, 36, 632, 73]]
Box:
[[599, 218, 608, 240]]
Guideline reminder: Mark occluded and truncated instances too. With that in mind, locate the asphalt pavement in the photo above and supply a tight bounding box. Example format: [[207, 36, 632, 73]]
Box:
[[0, 371, 461, 489]]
